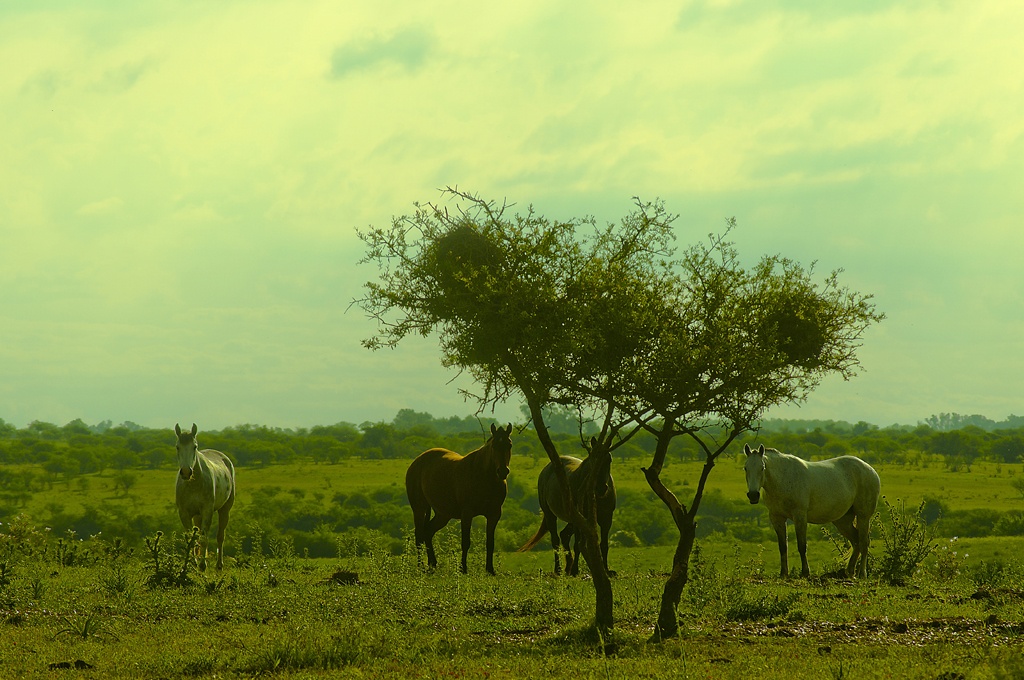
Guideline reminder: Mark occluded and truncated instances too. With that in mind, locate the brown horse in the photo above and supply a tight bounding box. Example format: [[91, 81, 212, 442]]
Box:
[[405, 423, 513, 574], [518, 440, 616, 576]]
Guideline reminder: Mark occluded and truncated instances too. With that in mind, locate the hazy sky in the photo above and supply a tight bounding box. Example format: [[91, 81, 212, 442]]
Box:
[[2, 1, 1022, 431]]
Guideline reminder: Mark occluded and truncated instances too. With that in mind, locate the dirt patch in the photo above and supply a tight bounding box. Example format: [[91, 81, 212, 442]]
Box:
[[727, 616, 1024, 647]]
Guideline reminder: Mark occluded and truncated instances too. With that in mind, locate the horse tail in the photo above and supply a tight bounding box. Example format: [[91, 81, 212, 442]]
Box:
[[405, 458, 430, 528], [517, 522, 549, 553]]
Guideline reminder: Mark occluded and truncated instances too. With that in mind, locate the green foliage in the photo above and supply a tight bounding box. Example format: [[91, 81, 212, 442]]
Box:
[[682, 545, 778, 622], [143, 529, 199, 589], [1011, 476, 1024, 499], [876, 498, 937, 585], [54, 612, 114, 641], [725, 591, 801, 622]]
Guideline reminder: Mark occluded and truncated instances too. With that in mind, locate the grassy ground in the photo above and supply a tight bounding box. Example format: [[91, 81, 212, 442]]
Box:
[[1, 532, 1022, 680]]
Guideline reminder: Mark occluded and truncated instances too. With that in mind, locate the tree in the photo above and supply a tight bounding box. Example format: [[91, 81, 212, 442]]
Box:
[[357, 189, 672, 638], [607, 225, 883, 640], [356, 188, 883, 642]]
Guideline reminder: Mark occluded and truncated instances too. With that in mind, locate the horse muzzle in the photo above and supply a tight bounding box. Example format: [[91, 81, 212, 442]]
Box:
[[497, 466, 510, 481], [180, 467, 194, 481], [746, 491, 760, 504]]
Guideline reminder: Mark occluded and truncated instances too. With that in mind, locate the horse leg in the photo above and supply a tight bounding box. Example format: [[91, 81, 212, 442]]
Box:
[[179, 508, 203, 568], [484, 514, 500, 576], [794, 515, 810, 578], [547, 513, 563, 574], [198, 510, 215, 572], [424, 512, 448, 570], [558, 525, 575, 575], [770, 513, 789, 578], [459, 516, 473, 575], [600, 517, 614, 576], [215, 506, 231, 570], [411, 507, 428, 566], [855, 511, 873, 578], [832, 513, 860, 577]]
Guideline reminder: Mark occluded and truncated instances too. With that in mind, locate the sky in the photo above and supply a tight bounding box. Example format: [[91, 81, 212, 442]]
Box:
[[2, 1, 1022, 432]]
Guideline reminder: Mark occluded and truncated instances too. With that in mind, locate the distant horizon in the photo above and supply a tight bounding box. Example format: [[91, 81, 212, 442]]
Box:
[[4, 408, 1021, 433]]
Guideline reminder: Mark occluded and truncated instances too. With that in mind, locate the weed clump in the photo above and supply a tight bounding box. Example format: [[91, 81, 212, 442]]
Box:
[[143, 529, 200, 589], [876, 497, 937, 586]]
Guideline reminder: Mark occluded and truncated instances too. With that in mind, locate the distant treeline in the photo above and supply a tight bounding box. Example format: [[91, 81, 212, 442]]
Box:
[[1, 409, 1023, 475], [2, 409, 1024, 558]]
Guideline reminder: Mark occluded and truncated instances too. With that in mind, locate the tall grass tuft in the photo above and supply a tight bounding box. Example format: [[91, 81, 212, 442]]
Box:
[[143, 528, 200, 588], [876, 497, 936, 586]]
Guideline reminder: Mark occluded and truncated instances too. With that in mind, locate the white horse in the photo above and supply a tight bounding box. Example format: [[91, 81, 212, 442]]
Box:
[[174, 423, 236, 570], [743, 444, 880, 578]]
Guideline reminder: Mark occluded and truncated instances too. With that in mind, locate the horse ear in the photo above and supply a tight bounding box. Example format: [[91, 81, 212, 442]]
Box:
[[175, 423, 181, 437], [505, 423, 512, 434], [744, 444, 752, 456], [490, 423, 497, 435], [757, 444, 765, 455], [191, 423, 198, 436]]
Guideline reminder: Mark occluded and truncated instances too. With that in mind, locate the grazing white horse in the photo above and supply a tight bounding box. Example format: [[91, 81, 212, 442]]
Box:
[[174, 423, 236, 570], [744, 444, 880, 578]]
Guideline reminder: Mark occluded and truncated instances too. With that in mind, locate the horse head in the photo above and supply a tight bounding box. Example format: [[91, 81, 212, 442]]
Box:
[[743, 444, 766, 504], [488, 423, 513, 481], [175, 422, 200, 481], [587, 436, 613, 498]]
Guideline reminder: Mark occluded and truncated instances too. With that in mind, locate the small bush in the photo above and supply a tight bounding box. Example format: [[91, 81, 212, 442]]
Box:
[[725, 591, 800, 622], [875, 497, 936, 586]]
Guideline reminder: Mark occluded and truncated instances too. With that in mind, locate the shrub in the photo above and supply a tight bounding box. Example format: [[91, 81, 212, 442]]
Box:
[[725, 591, 800, 622], [875, 497, 936, 586], [994, 511, 1024, 536]]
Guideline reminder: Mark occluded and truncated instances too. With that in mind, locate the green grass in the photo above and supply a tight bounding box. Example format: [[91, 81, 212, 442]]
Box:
[[1, 529, 1023, 680], [22, 454, 1024, 521]]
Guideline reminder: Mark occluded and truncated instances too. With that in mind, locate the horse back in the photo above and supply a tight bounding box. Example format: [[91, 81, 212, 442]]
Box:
[[538, 456, 615, 522], [538, 456, 583, 520], [805, 455, 880, 521], [834, 455, 880, 509], [204, 449, 236, 502], [407, 448, 505, 519]]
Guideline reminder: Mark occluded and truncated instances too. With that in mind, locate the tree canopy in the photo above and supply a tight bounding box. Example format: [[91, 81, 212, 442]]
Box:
[[357, 189, 882, 433]]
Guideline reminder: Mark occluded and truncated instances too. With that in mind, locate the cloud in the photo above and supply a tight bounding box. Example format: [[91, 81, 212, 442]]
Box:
[[676, 0, 914, 29], [76, 197, 124, 216], [94, 60, 152, 94], [330, 27, 435, 78], [1, 1, 1023, 429]]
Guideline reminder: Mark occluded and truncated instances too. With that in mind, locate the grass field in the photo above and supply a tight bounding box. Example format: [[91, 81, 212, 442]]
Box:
[[1, 532, 1023, 679], [4, 452, 1024, 678], [20, 454, 1024, 518]]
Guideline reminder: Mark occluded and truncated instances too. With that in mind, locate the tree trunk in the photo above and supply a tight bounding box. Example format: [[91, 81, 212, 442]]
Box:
[[527, 400, 614, 640], [643, 424, 734, 642], [651, 510, 696, 642], [642, 461, 694, 642]]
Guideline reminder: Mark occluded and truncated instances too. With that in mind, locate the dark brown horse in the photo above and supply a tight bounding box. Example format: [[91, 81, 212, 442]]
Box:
[[405, 423, 513, 574], [518, 440, 616, 576]]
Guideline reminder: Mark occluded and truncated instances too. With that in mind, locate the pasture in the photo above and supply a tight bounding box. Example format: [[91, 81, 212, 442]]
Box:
[[3, 450, 1024, 678], [13, 454, 1024, 563], [1, 525, 1023, 679]]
